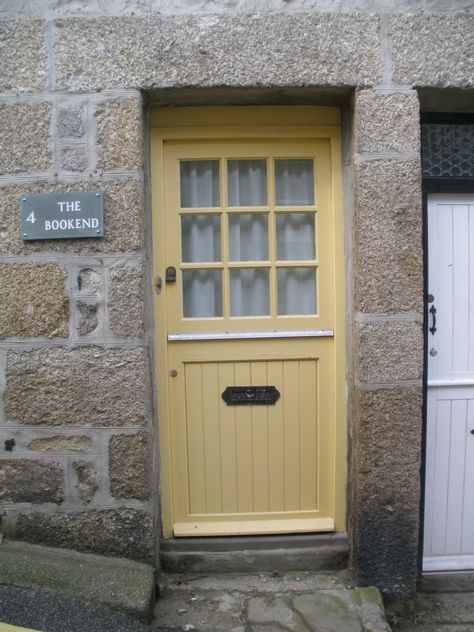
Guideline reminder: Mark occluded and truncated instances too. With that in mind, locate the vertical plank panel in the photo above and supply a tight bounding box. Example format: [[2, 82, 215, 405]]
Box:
[[283, 360, 301, 511], [436, 204, 454, 379], [431, 399, 452, 555], [469, 205, 474, 374], [427, 198, 440, 382], [235, 361, 253, 513], [267, 361, 285, 511], [445, 399, 467, 554], [218, 362, 238, 513], [452, 205, 469, 373], [423, 389, 438, 556], [185, 363, 207, 514], [299, 360, 318, 510], [202, 362, 222, 513], [251, 361, 269, 513], [462, 399, 474, 553], [171, 358, 191, 524]]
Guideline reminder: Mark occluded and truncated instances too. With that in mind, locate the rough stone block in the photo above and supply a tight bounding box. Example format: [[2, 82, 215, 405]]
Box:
[[53, 13, 383, 91], [355, 160, 423, 314], [28, 435, 93, 452], [358, 319, 423, 384], [0, 459, 64, 503], [14, 509, 153, 561], [73, 461, 98, 503], [354, 90, 420, 153], [354, 386, 423, 503], [352, 386, 423, 598], [0, 178, 144, 255], [108, 261, 144, 339], [57, 106, 86, 138], [391, 13, 474, 88], [0, 103, 52, 175], [60, 146, 88, 171], [0, 263, 69, 339], [76, 300, 99, 336], [109, 431, 151, 500], [77, 267, 102, 294], [4, 346, 150, 426], [96, 98, 143, 171], [0, 19, 47, 92]]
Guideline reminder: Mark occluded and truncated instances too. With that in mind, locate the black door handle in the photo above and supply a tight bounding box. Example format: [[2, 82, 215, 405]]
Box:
[[429, 305, 437, 335]]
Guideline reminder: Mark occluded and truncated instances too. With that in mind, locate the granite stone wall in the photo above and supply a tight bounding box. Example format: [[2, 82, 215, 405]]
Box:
[[0, 0, 472, 595], [0, 39, 152, 559], [351, 88, 424, 600]]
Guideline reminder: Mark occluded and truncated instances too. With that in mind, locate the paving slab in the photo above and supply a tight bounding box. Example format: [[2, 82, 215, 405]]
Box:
[[155, 572, 391, 632]]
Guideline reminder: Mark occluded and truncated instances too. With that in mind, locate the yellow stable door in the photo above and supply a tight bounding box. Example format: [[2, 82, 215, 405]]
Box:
[[151, 107, 345, 538]]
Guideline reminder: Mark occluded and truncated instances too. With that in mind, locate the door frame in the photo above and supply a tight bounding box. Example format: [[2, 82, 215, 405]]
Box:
[[420, 112, 474, 573], [150, 106, 346, 539]]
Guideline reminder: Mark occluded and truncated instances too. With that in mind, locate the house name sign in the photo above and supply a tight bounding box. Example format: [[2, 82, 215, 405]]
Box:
[[20, 191, 104, 240]]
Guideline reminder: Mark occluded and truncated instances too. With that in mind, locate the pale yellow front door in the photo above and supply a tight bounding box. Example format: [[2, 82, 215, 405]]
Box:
[[151, 107, 345, 538]]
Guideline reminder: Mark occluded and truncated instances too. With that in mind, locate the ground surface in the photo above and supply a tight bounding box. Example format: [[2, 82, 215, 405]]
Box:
[[4, 569, 474, 632], [390, 590, 474, 632], [0, 571, 390, 632]]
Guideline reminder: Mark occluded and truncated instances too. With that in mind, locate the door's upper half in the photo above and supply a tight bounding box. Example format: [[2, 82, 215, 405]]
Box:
[[163, 139, 334, 333]]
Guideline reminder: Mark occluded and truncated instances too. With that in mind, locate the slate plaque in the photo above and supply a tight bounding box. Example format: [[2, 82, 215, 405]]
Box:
[[20, 191, 104, 240], [222, 386, 280, 406]]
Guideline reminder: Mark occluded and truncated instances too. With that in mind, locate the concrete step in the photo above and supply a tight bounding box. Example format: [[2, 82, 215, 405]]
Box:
[[0, 539, 155, 621]]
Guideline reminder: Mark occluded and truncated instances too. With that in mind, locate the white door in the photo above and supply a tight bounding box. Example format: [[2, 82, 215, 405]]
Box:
[[424, 193, 474, 572]]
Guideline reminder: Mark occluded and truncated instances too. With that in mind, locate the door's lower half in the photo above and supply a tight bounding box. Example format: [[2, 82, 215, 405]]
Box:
[[424, 385, 474, 571], [169, 338, 335, 537]]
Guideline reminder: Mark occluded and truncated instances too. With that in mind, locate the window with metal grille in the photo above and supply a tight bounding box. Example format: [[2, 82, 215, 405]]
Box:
[[421, 120, 474, 179]]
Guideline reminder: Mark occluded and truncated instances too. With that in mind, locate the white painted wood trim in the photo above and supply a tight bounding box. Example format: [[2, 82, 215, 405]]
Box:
[[428, 380, 474, 387], [168, 329, 334, 341], [423, 555, 474, 572]]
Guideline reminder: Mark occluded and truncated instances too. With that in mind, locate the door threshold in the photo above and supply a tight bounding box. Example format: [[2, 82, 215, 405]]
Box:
[[160, 532, 348, 573], [174, 517, 334, 537], [419, 570, 474, 593]]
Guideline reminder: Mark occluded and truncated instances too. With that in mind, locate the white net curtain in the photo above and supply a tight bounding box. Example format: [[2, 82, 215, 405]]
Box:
[[179, 158, 316, 318]]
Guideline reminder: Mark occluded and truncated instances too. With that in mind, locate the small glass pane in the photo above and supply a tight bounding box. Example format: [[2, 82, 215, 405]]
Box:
[[180, 160, 220, 208], [275, 159, 315, 206], [183, 269, 222, 317], [227, 160, 267, 206], [229, 214, 268, 261], [276, 213, 315, 260], [181, 215, 221, 263], [277, 268, 316, 315], [230, 269, 269, 316]]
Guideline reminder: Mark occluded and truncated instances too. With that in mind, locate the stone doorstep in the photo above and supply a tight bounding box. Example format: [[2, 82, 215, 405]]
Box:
[[418, 572, 474, 594], [160, 532, 349, 573], [0, 540, 155, 622]]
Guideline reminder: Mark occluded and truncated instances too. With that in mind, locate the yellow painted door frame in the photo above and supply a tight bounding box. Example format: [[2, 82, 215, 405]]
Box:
[[151, 107, 345, 538]]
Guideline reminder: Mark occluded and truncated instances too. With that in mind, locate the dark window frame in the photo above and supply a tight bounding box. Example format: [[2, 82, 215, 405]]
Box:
[[421, 112, 474, 193]]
